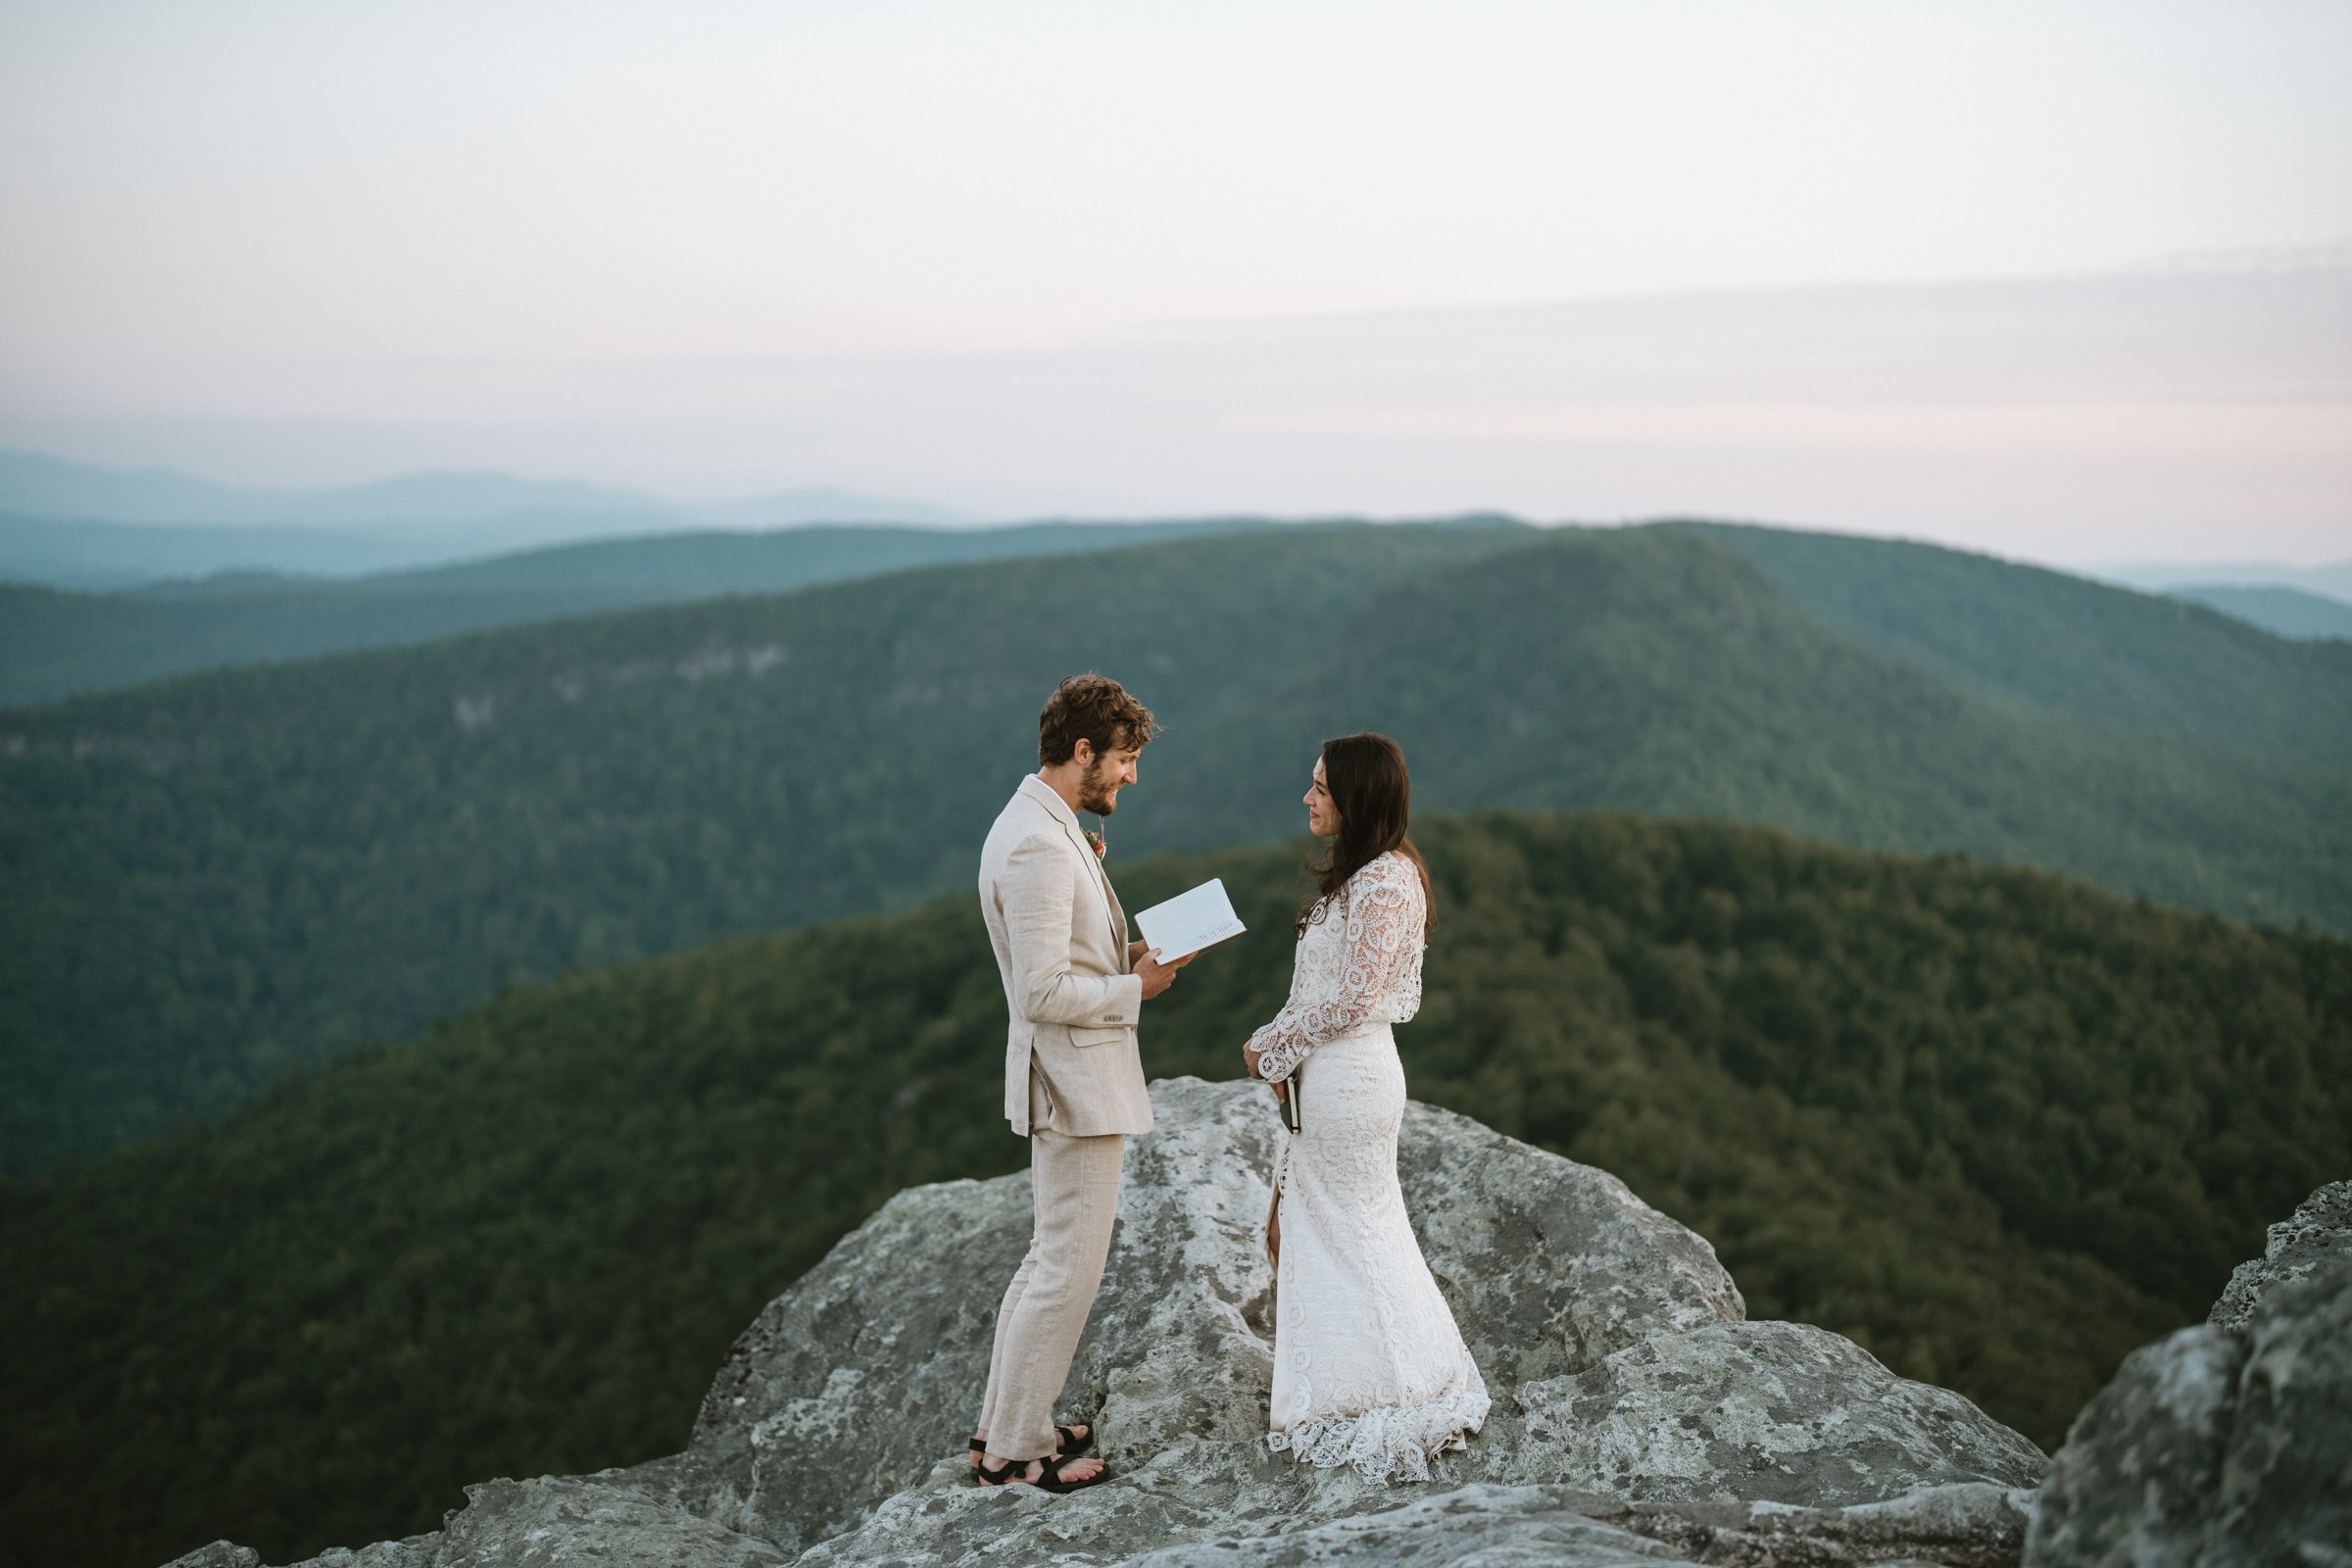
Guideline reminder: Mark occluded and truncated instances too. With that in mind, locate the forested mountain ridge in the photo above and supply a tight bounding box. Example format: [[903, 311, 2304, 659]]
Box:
[[3, 521, 2345, 1174], [0, 516, 1290, 704], [0, 523, 1530, 1171], [1681, 521, 2352, 772], [4, 811, 2344, 1568]]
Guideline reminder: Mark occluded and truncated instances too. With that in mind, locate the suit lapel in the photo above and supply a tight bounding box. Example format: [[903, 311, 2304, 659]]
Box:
[[1060, 814, 1127, 956], [1022, 778, 1127, 961], [1094, 843, 1128, 956]]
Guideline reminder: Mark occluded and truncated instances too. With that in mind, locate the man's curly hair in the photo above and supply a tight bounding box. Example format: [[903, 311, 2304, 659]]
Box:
[[1038, 673, 1158, 766]]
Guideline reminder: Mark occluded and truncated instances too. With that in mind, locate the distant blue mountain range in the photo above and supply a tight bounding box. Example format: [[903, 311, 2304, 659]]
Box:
[[2163, 583, 2352, 641], [2091, 555, 2352, 612], [0, 448, 967, 587]]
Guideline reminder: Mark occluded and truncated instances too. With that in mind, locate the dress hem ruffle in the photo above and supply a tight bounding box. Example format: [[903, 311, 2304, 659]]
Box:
[[1264, 1378, 1492, 1485]]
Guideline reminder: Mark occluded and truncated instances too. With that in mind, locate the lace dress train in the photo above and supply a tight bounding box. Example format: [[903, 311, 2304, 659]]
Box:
[[1249, 853, 1489, 1483]]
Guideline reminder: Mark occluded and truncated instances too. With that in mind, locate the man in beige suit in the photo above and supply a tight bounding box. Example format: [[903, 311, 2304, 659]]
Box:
[[969, 674, 1189, 1493]]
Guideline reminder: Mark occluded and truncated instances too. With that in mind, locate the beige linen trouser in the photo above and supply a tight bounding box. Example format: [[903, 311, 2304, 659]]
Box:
[[977, 1125, 1126, 1463]]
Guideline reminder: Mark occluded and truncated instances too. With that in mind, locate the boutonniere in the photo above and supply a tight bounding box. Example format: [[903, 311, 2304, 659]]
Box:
[[1084, 827, 1107, 860]]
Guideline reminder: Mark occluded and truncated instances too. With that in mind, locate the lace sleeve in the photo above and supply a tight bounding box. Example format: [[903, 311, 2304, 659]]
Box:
[[1249, 858, 1424, 1084]]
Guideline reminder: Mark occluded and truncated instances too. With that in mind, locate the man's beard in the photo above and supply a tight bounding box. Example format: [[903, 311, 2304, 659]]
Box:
[[1077, 754, 1118, 816]]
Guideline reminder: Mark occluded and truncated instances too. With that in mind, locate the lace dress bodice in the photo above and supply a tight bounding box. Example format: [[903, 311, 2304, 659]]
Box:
[[1247, 852, 1425, 1085]]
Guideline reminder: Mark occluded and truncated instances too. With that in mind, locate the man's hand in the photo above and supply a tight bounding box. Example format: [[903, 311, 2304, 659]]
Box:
[[1136, 946, 1194, 1001]]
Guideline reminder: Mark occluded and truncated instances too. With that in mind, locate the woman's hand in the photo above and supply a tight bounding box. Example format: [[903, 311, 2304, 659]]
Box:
[[1242, 1041, 1286, 1102]]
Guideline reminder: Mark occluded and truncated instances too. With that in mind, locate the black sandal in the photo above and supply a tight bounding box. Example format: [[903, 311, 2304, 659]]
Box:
[[973, 1449, 1110, 1494], [969, 1423, 1092, 1459]]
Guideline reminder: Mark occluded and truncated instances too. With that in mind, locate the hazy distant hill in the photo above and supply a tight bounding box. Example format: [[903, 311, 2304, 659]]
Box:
[[2091, 554, 2352, 604], [3, 521, 2345, 1175], [0, 513, 492, 589], [5, 812, 2344, 1567], [0, 448, 962, 532], [2164, 583, 2352, 641], [0, 449, 653, 529], [0, 448, 968, 589], [0, 519, 1278, 704]]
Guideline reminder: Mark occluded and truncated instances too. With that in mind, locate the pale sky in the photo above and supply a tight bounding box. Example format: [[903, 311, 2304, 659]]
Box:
[[3, 0, 2348, 562]]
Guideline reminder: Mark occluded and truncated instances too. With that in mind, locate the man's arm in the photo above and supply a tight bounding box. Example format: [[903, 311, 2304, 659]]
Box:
[[1002, 833, 1144, 1029]]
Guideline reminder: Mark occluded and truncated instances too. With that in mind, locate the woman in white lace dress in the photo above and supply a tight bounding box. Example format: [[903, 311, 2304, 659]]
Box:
[[1242, 732, 1490, 1483]]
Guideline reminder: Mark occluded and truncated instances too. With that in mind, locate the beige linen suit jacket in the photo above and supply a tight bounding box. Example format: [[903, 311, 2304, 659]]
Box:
[[980, 774, 1152, 1137]]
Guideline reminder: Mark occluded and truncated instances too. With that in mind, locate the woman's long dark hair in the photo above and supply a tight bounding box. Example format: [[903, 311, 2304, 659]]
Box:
[[1296, 731, 1435, 936]]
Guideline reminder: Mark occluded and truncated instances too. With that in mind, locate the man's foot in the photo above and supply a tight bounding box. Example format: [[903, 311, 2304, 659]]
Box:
[[973, 1450, 1109, 1491], [968, 1423, 1091, 1467]]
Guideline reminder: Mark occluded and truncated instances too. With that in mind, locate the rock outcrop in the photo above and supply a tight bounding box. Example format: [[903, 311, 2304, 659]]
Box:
[[2023, 1181, 2352, 1568], [169, 1078, 2055, 1568], [2207, 1179, 2352, 1333]]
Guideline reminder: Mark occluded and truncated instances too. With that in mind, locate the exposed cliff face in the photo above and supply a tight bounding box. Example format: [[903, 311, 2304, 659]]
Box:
[[191, 1078, 2314, 1568]]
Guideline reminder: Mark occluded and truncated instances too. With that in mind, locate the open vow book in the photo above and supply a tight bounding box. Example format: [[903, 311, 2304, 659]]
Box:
[[1134, 878, 1248, 963]]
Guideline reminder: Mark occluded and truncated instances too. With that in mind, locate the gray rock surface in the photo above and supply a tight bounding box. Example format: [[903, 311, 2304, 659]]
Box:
[[161, 1547, 261, 1568], [670, 1076, 1766, 1556], [1497, 1321, 2049, 1506], [673, 1078, 2039, 1566], [275, 1537, 439, 1568], [2206, 1264, 2352, 1563], [2208, 1179, 2352, 1333], [2025, 1197, 2352, 1568], [1124, 1482, 2039, 1568], [431, 1477, 790, 1567], [263, 1479, 780, 1568], [177, 1545, 438, 1568], [2025, 1325, 2241, 1568], [1125, 1484, 1688, 1566], [1592, 1482, 2040, 1568], [178, 1078, 2054, 1568]]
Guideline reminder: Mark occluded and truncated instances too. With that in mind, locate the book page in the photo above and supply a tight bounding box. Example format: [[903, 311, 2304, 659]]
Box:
[[1134, 877, 1248, 963]]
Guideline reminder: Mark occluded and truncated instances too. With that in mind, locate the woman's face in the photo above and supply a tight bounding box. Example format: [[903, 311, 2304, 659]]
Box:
[[1303, 756, 1340, 838]]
